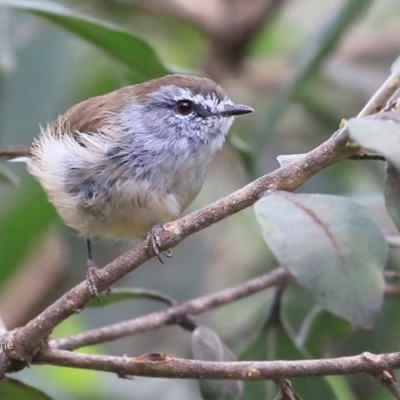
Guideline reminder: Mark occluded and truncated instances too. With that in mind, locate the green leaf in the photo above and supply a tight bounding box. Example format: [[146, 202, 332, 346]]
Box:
[[241, 321, 339, 400], [346, 112, 400, 233], [87, 288, 175, 308], [192, 326, 243, 400], [240, 332, 268, 400], [254, 192, 387, 329], [296, 307, 351, 358], [284, 305, 356, 400], [347, 111, 400, 168], [0, 378, 53, 400], [0, 0, 171, 81], [0, 180, 58, 287]]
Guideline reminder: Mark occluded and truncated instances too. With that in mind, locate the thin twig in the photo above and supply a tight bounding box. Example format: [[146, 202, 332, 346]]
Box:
[[51, 268, 291, 350], [371, 369, 400, 400], [358, 74, 400, 117], [384, 271, 400, 281], [384, 284, 400, 299], [275, 379, 302, 400], [0, 145, 31, 160], [46, 273, 400, 351]]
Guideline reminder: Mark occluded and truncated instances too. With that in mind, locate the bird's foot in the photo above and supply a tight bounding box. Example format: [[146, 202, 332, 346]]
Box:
[[146, 225, 173, 263], [86, 258, 111, 300]]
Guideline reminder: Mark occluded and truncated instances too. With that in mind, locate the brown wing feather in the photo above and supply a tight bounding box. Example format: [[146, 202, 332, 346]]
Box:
[[50, 88, 136, 139]]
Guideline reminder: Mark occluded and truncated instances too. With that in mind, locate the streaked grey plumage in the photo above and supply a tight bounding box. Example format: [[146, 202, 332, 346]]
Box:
[[26, 75, 253, 239]]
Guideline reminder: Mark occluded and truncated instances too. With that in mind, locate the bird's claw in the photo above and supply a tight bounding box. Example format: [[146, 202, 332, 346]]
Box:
[[146, 225, 173, 262], [86, 259, 111, 300]]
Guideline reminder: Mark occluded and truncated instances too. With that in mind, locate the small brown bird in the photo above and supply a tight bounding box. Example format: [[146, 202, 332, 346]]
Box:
[[1, 74, 253, 296]]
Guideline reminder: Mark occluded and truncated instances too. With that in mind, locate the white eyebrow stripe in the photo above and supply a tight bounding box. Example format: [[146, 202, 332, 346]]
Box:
[[149, 85, 233, 114]]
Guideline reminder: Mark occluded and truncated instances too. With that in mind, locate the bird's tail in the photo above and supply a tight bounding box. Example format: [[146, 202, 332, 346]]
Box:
[[0, 145, 31, 162]]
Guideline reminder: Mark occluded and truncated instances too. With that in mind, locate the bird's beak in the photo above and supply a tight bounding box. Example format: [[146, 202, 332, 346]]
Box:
[[219, 104, 254, 117]]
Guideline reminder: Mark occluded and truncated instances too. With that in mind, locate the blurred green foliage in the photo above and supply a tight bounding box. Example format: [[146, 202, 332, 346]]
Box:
[[1, 0, 400, 399]]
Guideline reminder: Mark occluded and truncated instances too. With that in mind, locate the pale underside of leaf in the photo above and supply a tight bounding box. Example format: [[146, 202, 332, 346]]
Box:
[[192, 326, 243, 400], [347, 111, 400, 167], [347, 111, 400, 235], [254, 192, 387, 329]]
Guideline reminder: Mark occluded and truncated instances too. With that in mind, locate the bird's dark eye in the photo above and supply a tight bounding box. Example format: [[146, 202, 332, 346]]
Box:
[[176, 100, 194, 116]]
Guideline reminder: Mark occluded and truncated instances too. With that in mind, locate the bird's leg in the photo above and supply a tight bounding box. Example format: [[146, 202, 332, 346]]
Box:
[[85, 238, 111, 298], [146, 225, 173, 263]]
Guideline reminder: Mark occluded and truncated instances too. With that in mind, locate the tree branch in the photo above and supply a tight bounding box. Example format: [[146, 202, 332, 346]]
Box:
[[5, 131, 356, 360], [47, 270, 399, 351], [36, 348, 400, 381], [1, 54, 399, 378], [51, 268, 291, 350]]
